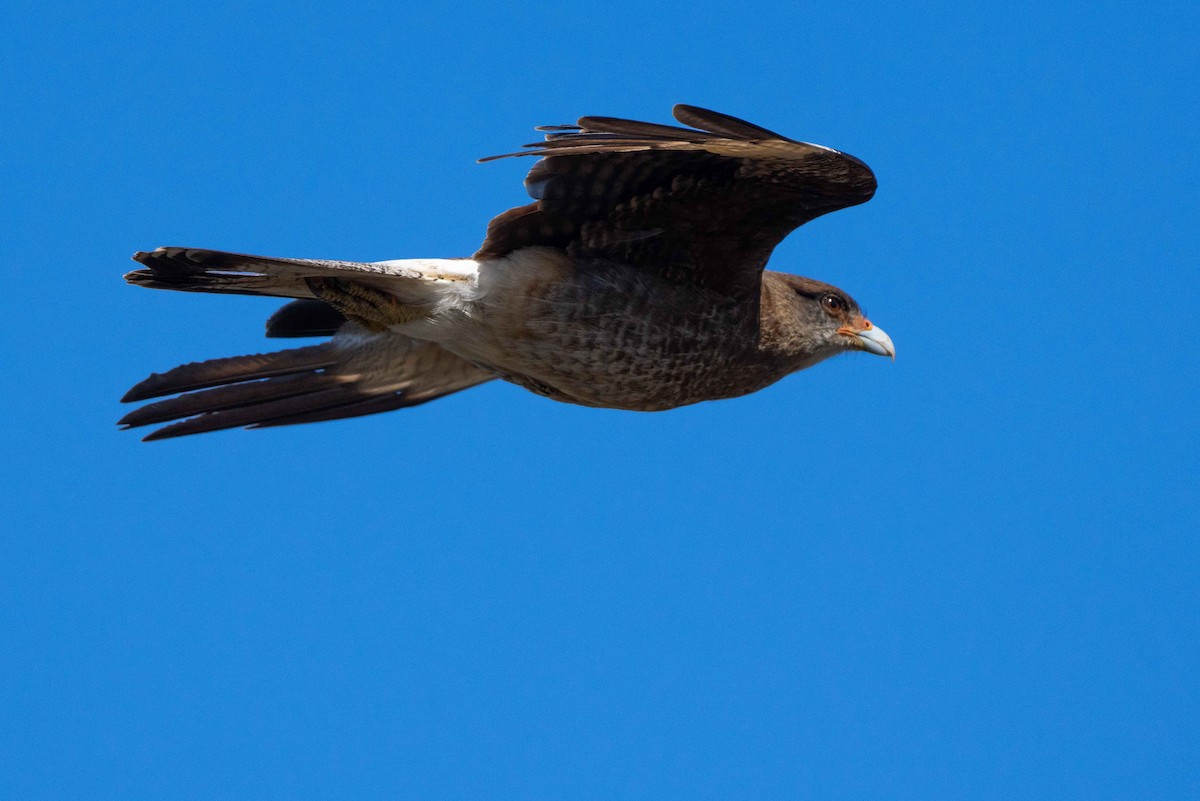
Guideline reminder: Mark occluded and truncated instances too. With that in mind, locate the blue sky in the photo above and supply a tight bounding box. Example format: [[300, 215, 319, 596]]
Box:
[[2, 1, 1197, 798]]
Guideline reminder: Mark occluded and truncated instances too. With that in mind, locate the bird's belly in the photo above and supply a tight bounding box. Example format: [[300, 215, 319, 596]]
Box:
[[494, 349, 775, 411], [468, 278, 778, 410]]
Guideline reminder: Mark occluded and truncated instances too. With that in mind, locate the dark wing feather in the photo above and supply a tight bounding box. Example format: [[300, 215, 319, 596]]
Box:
[[119, 328, 494, 440], [265, 299, 347, 338], [476, 104, 876, 303]]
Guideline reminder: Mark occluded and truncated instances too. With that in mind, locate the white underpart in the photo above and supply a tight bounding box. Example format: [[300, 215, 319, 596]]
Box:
[[365, 257, 483, 313], [369, 247, 571, 317], [368, 248, 575, 360], [371, 257, 480, 282]]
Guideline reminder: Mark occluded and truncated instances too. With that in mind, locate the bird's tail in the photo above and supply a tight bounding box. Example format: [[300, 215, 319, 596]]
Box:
[[119, 326, 494, 441], [126, 247, 478, 331]]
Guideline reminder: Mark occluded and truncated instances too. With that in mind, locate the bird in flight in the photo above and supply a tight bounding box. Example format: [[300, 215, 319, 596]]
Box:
[[120, 104, 893, 440]]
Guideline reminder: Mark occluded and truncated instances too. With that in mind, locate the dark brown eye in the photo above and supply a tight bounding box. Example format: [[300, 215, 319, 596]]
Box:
[[821, 294, 846, 314]]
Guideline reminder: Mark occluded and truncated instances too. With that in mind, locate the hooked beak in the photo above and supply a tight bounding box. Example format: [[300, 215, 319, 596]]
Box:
[[838, 320, 896, 360]]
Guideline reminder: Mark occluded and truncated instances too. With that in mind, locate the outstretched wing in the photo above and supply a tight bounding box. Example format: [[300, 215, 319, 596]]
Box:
[[476, 104, 876, 304], [119, 327, 494, 441]]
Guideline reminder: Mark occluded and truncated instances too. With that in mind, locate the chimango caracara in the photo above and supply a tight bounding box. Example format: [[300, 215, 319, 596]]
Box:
[[120, 105, 894, 440]]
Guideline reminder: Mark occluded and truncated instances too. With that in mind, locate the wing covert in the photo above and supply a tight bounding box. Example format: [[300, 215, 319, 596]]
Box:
[[476, 104, 876, 303]]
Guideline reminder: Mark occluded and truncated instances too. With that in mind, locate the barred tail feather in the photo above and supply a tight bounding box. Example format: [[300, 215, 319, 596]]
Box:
[[125, 247, 430, 300]]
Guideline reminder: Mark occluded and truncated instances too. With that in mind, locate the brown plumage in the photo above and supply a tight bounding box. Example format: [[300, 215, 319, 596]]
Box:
[[120, 105, 894, 440]]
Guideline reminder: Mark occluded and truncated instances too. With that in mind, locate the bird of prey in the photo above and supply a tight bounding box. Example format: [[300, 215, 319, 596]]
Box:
[[120, 104, 893, 440]]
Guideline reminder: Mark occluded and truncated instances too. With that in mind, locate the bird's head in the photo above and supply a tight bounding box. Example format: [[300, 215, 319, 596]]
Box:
[[766, 273, 895, 369]]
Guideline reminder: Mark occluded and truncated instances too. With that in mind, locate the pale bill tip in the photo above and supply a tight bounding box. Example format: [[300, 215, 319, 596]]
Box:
[[857, 325, 896, 360]]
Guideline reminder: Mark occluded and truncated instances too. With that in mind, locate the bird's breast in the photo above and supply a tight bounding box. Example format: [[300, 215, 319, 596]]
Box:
[[454, 253, 785, 410]]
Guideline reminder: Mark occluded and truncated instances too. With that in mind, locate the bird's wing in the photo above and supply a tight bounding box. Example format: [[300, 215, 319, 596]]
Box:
[[264, 299, 348, 338], [475, 104, 876, 304], [119, 326, 495, 440]]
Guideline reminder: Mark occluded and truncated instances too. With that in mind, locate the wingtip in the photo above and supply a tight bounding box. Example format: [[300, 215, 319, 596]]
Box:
[[116, 404, 157, 428], [124, 268, 154, 286], [139, 424, 192, 443], [671, 104, 715, 132], [121, 378, 154, 404], [131, 248, 168, 264], [119, 424, 170, 443], [121, 374, 164, 402], [131, 247, 180, 263]]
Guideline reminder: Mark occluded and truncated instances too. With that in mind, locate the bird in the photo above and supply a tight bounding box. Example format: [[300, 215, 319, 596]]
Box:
[[119, 104, 894, 441]]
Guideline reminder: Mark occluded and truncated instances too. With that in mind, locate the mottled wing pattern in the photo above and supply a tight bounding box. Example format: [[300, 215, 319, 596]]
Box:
[[476, 104, 876, 303]]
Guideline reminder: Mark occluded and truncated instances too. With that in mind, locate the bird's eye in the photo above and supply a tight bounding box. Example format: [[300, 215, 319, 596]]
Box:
[[821, 294, 846, 314]]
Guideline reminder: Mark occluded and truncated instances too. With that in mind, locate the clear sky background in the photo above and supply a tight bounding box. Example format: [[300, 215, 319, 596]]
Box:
[[2, 1, 1197, 798]]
